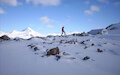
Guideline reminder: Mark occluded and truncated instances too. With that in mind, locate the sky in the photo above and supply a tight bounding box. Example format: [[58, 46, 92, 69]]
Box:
[[0, 0, 120, 34]]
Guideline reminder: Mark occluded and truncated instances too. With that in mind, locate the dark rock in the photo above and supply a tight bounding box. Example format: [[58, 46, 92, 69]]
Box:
[[47, 35, 53, 38], [48, 42, 53, 44], [84, 46, 88, 49], [46, 47, 60, 56], [53, 38, 56, 41], [72, 34, 76, 36], [27, 44, 39, 51], [27, 44, 35, 48], [72, 32, 89, 36], [41, 55, 44, 57], [97, 49, 103, 52], [86, 39, 90, 41], [83, 56, 90, 60], [63, 39, 78, 44], [13, 38, 22, 41], [104, 43, 107, 44], [98, 44, 102, 47], [0, 35, 10, 40], [27, 37, 33, 40], [14, 38, 19, 41], [60, 40, 65, 44], [34, 47, 39, 51], [106, 24, 113, 29], [43, 42, 46, 44], [56, 55, 61, 61], [80, 41, 85, 44], [76, 52, 81, 54], [91, 43, 95, 46], [35, 53, 39, 55], [63, 52, 70, 55]]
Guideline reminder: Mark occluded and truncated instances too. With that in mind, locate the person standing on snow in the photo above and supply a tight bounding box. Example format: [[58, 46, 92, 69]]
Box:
[[61, 26, 66, 36]]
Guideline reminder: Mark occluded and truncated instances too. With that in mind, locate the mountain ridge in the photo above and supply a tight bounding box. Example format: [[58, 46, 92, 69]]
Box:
[[0, 22, 120, 39]]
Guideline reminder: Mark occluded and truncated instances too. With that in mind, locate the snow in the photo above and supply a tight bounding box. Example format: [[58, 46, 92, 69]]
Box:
[[0, 34, 120, 75], [47, 31, 81, 36], [0, 27, 81, 39], [106, 22, 120, 34], [0, 27, 43, 39], [89, 29, 108, 35], [0, 23, 120, 75]]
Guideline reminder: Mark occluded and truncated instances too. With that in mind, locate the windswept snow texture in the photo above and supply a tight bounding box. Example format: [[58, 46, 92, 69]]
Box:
[[0, 34, 120, 75]]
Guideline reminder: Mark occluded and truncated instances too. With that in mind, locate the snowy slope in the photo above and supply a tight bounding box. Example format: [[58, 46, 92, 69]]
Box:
[[88, 22, 120, 35], [106, 22, 120, 34], [0, 23, 120, 75], [0, 35, 120, 75]]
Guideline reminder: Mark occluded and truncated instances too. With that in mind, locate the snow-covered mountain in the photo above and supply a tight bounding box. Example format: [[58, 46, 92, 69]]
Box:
[[88, 22, 120, 35], [0, 27, 42, 39], [106, 22, 120, 34]]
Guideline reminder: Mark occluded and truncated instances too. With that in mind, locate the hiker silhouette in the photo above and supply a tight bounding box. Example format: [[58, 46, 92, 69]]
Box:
[[61, 26, 66, 36]]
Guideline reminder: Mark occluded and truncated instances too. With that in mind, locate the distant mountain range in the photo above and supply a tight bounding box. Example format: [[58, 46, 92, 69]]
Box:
[[0, 27, 42, 39], [0, 22, 120, 39]]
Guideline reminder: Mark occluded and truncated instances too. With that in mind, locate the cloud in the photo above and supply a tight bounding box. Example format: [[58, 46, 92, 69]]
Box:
[[0, 0, 21, 6], [39, 16, 55, 23], [85, 0, 90, 5], [91, 5, 100, 12], [85, 5, 100, 15], [84, 10, 93, 15], [97, 0, 109, 3], [26, 0, 60, 6], [0, 8, 5, 14], [113, 2, 120, 7], [47, 25, 54, 28]]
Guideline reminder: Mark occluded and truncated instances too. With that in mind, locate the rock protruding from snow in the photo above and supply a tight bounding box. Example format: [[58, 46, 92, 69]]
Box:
[[55, 55, 61, 61], [83, 56, 90, 60], [72, 32, 89, 36], [46, 47, 60, 56], [0, 35, 10, 41], [97, 49, 103, 52], [27, 44, 39, 51]]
